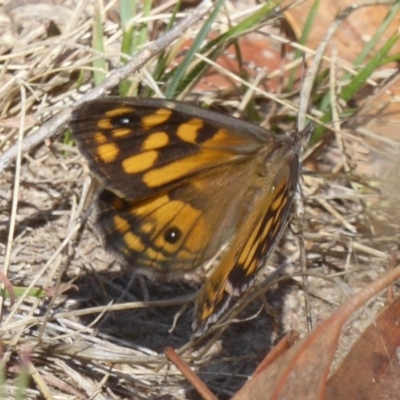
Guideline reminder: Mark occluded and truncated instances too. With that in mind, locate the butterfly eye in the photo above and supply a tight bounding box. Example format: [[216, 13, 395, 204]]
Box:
[[163, 227, 181, 244]]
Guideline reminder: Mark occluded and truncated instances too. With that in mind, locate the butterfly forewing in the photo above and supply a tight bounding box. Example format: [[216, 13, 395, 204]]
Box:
[[70, 97, 270, 200]]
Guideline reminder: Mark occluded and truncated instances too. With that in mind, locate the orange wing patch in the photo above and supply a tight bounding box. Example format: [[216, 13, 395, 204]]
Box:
[[193, 167, 296, 334]]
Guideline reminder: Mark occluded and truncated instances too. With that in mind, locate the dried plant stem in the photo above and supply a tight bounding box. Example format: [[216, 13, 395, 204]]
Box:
[[0, 1, 212, 173], [165, 347, 218, 400]]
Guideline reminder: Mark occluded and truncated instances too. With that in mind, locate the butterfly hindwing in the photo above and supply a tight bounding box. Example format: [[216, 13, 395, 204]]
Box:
[[193, 147, 299, 333], [95, 163, 266, 276]]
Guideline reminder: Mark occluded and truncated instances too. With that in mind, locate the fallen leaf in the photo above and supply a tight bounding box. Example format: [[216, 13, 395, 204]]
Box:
[[231, 263, 400, 400], [325, 295, 400, 400]]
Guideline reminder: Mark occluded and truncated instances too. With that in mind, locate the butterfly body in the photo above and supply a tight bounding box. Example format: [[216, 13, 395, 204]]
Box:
[[70, 97, 301, 334]]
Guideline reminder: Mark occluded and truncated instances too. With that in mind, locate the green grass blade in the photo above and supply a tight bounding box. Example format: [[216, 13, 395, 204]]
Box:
[[119, 0, 136, 29], [203, 0, 284, 53], [138, 0, 151, 49], [0, 361, 5, 400], [119, 0, 136, 64], [382, 53, 400, 64], [167, 0, 283, 98], [318, 3, 400, 113], [119, 0, 138, 95], [352, 1, 400, 68], [287, 0, 321, 89], [165, 0, 226, 99], [341, 36, 399, 103], [312, 31, 400, 142], [147, 0, 184, 97]]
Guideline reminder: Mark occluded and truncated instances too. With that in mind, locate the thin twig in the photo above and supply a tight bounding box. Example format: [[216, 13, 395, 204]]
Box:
[[165, 347, 218, 400], [1, 83, 26, 320]]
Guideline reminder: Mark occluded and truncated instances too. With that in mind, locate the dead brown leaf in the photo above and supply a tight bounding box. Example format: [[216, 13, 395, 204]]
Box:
[[325, 295, 400, 400], [284, 0, 400, 64], [231, 264, 400, 400]]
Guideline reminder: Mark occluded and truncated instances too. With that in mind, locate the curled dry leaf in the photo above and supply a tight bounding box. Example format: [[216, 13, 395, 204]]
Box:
[[231, 263, 400, 400], [325, 295, 400, 400]]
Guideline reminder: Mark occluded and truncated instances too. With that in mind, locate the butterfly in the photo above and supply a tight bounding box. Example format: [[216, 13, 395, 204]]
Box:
[[70, 97, 302, 334]]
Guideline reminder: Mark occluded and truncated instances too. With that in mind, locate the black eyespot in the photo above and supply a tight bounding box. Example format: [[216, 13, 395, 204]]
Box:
[[164, 227, 181, 244], [111, 114, 139, 127], [116, 117, 131, 126]]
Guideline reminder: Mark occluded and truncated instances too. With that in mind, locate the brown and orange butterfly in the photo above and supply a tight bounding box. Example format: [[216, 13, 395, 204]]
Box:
[[70, 97, 302, 334]]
